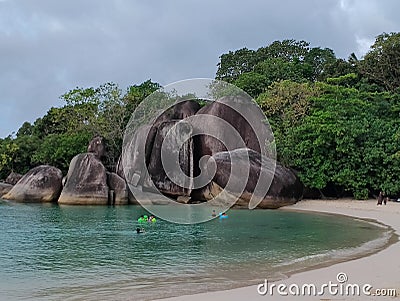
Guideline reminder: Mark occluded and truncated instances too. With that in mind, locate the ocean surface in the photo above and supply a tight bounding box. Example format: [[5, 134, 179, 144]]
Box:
[[0, 199, 392, 301]]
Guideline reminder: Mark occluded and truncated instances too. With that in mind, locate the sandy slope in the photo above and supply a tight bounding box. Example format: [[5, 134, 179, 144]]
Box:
[[161, 199, 400, 300]]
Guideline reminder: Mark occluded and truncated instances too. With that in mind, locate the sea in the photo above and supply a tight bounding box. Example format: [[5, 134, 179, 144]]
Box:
[[0, 199, 393, 301]]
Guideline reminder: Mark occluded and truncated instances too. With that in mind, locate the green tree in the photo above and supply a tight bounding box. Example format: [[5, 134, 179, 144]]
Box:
[[216, 39, 346, 98], [233, 72, 269, 98], [123, 80, 161, 119], [32, 132, 91, 173], [16, 122, 34, 137], [254, 58, 312, 85], [216, 48, 257, 82], [281, 84, 400, 199], [32, 107, 80, 139], [359, 32, 400, 92], [326, 73, 359, 88], [0, 137, 19, 178], [257, 80, 320, 163], [257, 39, 310, 61], [59, 80, 161, 169], [216, 40, 311, 83], [60, 82, 125, 167], [12, 134, 41, 175], [304, 47, 337, 81], [322, 58, 357, 81], [1, 80, 162, 178]]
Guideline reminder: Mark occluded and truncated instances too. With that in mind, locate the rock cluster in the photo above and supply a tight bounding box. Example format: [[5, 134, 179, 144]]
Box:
[[1, 97, 303, 208], [124, 97, 303, 208], [1, 137, 127, 205]]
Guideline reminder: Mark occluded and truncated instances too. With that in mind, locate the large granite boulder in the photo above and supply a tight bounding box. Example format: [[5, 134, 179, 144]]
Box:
[[196, 148, 303, 209], [170, 100, 201, 119], [2, 165, 63, 202], [146, 120, 194, 197], [154, 100, 201, 126], [121, 97, 301, 209], [5, 172, 23, 185], [87, 136, 106, 159], [123, 124, 156, 186], [107, 172, 128, 205], [122, 100, 199, 190], [0, 182, 13, 197], [193, 96, 272, 157], [58, 153, 109, 205], [115, 155, 125, 179]]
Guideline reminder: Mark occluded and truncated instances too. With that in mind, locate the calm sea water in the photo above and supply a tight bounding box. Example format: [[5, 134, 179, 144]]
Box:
[[0, 199, 392, 301]]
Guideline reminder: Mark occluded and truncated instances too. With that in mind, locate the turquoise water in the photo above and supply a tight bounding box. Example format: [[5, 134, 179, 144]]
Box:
[[0, 199, 392, 301]]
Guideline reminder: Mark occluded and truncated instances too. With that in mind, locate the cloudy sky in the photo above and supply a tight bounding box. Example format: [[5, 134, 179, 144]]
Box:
[[0, 0, 399, 137]]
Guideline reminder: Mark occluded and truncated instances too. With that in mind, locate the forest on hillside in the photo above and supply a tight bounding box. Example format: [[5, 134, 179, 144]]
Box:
[[1, 32, 400, 199]]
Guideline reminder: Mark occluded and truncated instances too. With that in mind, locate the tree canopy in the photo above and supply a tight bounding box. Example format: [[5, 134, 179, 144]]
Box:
[[0, 80, 159, 178], [359, 32, 400, 92], [217, 33, 400, 199]]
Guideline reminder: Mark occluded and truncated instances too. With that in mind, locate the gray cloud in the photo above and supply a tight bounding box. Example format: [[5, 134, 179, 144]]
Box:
[[0, 0, 399, 137]]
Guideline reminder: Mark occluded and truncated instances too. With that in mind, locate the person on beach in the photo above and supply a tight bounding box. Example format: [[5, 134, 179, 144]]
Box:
[[384, 196, 389, 205], [377, 191, 384, 205], [212, 210, 217, 217]]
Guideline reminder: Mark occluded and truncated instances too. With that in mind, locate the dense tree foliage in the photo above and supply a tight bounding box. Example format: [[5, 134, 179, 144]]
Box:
[[0, 137, 19, 177], [220, 34, 400, 199], [1, 32, 400, 200], [0, 80, 159, 178], [264, 84, 400, 199], [359, 32, 400, 92], [216, 39, 354, 87]]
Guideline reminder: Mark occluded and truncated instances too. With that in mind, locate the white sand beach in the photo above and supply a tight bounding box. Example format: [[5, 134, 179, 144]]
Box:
[[162, 199, 400, 300]]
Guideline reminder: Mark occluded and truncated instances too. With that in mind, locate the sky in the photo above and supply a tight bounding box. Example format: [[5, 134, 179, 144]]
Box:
[[0, 0, 399, 138]]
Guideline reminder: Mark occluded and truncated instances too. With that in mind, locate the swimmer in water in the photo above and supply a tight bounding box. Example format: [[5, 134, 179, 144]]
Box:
[[219, 212, 228, 219]]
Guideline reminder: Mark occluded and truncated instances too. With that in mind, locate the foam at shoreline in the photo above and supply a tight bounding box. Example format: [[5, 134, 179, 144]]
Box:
[[276, 226, 393, 268]]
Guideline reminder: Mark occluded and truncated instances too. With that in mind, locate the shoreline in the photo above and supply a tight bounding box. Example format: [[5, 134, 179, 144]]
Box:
[[161, 199, 400, 300]]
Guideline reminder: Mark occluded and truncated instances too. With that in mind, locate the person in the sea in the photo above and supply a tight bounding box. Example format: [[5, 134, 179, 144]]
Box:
[[218, 212, 228, 219], [136, 227, 144, 234], [377, 191, 384, 205]]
